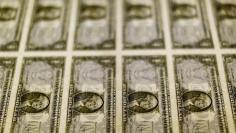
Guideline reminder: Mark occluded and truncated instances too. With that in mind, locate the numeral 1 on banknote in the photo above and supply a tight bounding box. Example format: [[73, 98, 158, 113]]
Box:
[[11, 58, 64, 132], [123, 0, 164, 49], [170, 0, 212, 48], [174, 55, 228, 133], [74, 0, 115, 50], [27, 0, 70, 50], [0, 58, 15, 132], [123, 56, 172, 133], [0, 0, 26, 51], [213, 0, 236, 48], [223, 55, 236, 128], [67, 57, 115, 133]]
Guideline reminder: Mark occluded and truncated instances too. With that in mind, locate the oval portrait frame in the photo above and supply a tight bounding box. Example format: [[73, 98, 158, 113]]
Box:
[[73, 92, 104, 113], [127, 91, 158, 113], [20, 92, 50, 113], [181, 90, 212, 112]]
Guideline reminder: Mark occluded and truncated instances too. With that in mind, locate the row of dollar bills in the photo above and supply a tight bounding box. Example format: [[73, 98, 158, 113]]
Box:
[[0, 0, 236, 51], [0, 55, 234, 132]]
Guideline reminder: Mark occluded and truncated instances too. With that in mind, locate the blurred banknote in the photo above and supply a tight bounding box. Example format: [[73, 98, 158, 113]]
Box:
[[123, 0, 164, 49], [0, 0, 26, 51], [214, 0, 236, 48], [27, 0, 70, 50], [170, 0, 212, 48], [74, 0, 115, 50]]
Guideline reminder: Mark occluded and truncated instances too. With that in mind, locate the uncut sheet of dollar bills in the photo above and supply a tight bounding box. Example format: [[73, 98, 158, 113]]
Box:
[[0, 0, 236, 132]]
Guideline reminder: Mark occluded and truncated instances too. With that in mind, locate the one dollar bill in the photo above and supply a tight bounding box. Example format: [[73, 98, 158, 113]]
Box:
[[11, 57, 64, 133], [0, 0, 26, 51], [0, 58, 15, 132], [74, 0, 115, 50], [170, 0, 212, 48], [123, 0, 164, 49], [27, 0, 70, 50], [174, 55, 228, 133], [67, 57, 116, 133], [223, 55, 236, 128], [122, 56, 172, 133], [213, 0, 236, 48]]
